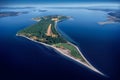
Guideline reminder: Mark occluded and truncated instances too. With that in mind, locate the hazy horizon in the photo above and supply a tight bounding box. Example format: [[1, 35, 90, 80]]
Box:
[[1, 3, 120, 7]]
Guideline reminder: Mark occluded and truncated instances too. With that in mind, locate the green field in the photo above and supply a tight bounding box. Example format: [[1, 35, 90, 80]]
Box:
[[54, 43, 86, 62]]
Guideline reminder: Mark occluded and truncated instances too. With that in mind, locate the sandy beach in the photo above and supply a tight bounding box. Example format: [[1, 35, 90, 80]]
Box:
[[16, 34, 105, 76]]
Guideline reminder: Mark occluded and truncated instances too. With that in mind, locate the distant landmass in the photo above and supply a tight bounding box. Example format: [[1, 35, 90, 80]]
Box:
[[47, 6, 120, 25], [46, 7, 85, 9], [99, 10, 120, 25], [108, 10, 120, 19], [0, 7, 35, 9], [33, 9, 48, 12], [0, 7, 47, 18], [38, 9, 47, 12], [0, 11, 29, 18], [98, 10, 120, 25], [86, 8, 120, 25]]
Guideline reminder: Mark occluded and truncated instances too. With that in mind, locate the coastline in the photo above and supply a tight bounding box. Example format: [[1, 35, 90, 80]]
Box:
[[98, 21, 116, 25], [16, 34, 105, 76], [16, 16, 106, 76]]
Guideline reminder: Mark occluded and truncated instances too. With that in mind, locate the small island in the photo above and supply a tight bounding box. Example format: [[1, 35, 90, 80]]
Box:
[[17, 15, 104, 76]]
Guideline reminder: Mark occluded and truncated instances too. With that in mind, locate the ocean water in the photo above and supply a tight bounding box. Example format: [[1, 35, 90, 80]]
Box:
[[0, 8, 120, 80]]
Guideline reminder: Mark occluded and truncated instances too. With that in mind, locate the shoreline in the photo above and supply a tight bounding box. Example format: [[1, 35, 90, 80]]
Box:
[[16, 34, 105, 76], [16, 16, 106, 76]]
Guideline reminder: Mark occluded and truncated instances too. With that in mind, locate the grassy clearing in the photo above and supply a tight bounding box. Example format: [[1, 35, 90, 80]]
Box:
[[54, 43, 86, 62]]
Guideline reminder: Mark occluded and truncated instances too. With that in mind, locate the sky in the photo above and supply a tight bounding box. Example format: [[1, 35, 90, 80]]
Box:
[[1, 0, 120, 4], [0, 0, 119, 7]]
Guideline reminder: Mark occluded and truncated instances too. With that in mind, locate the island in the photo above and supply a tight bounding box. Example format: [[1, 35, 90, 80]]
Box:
[[17, 15, 105, 76]]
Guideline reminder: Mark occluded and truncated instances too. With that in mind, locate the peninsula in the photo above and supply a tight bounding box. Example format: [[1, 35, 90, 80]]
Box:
[[17, 15, 105, 76]]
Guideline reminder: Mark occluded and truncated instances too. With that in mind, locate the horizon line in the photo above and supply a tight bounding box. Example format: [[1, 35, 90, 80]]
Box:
[[1, 2, 120, 7]]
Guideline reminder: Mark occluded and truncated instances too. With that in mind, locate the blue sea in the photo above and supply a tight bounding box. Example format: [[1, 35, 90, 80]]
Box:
[[0, 7, 120, 80]]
